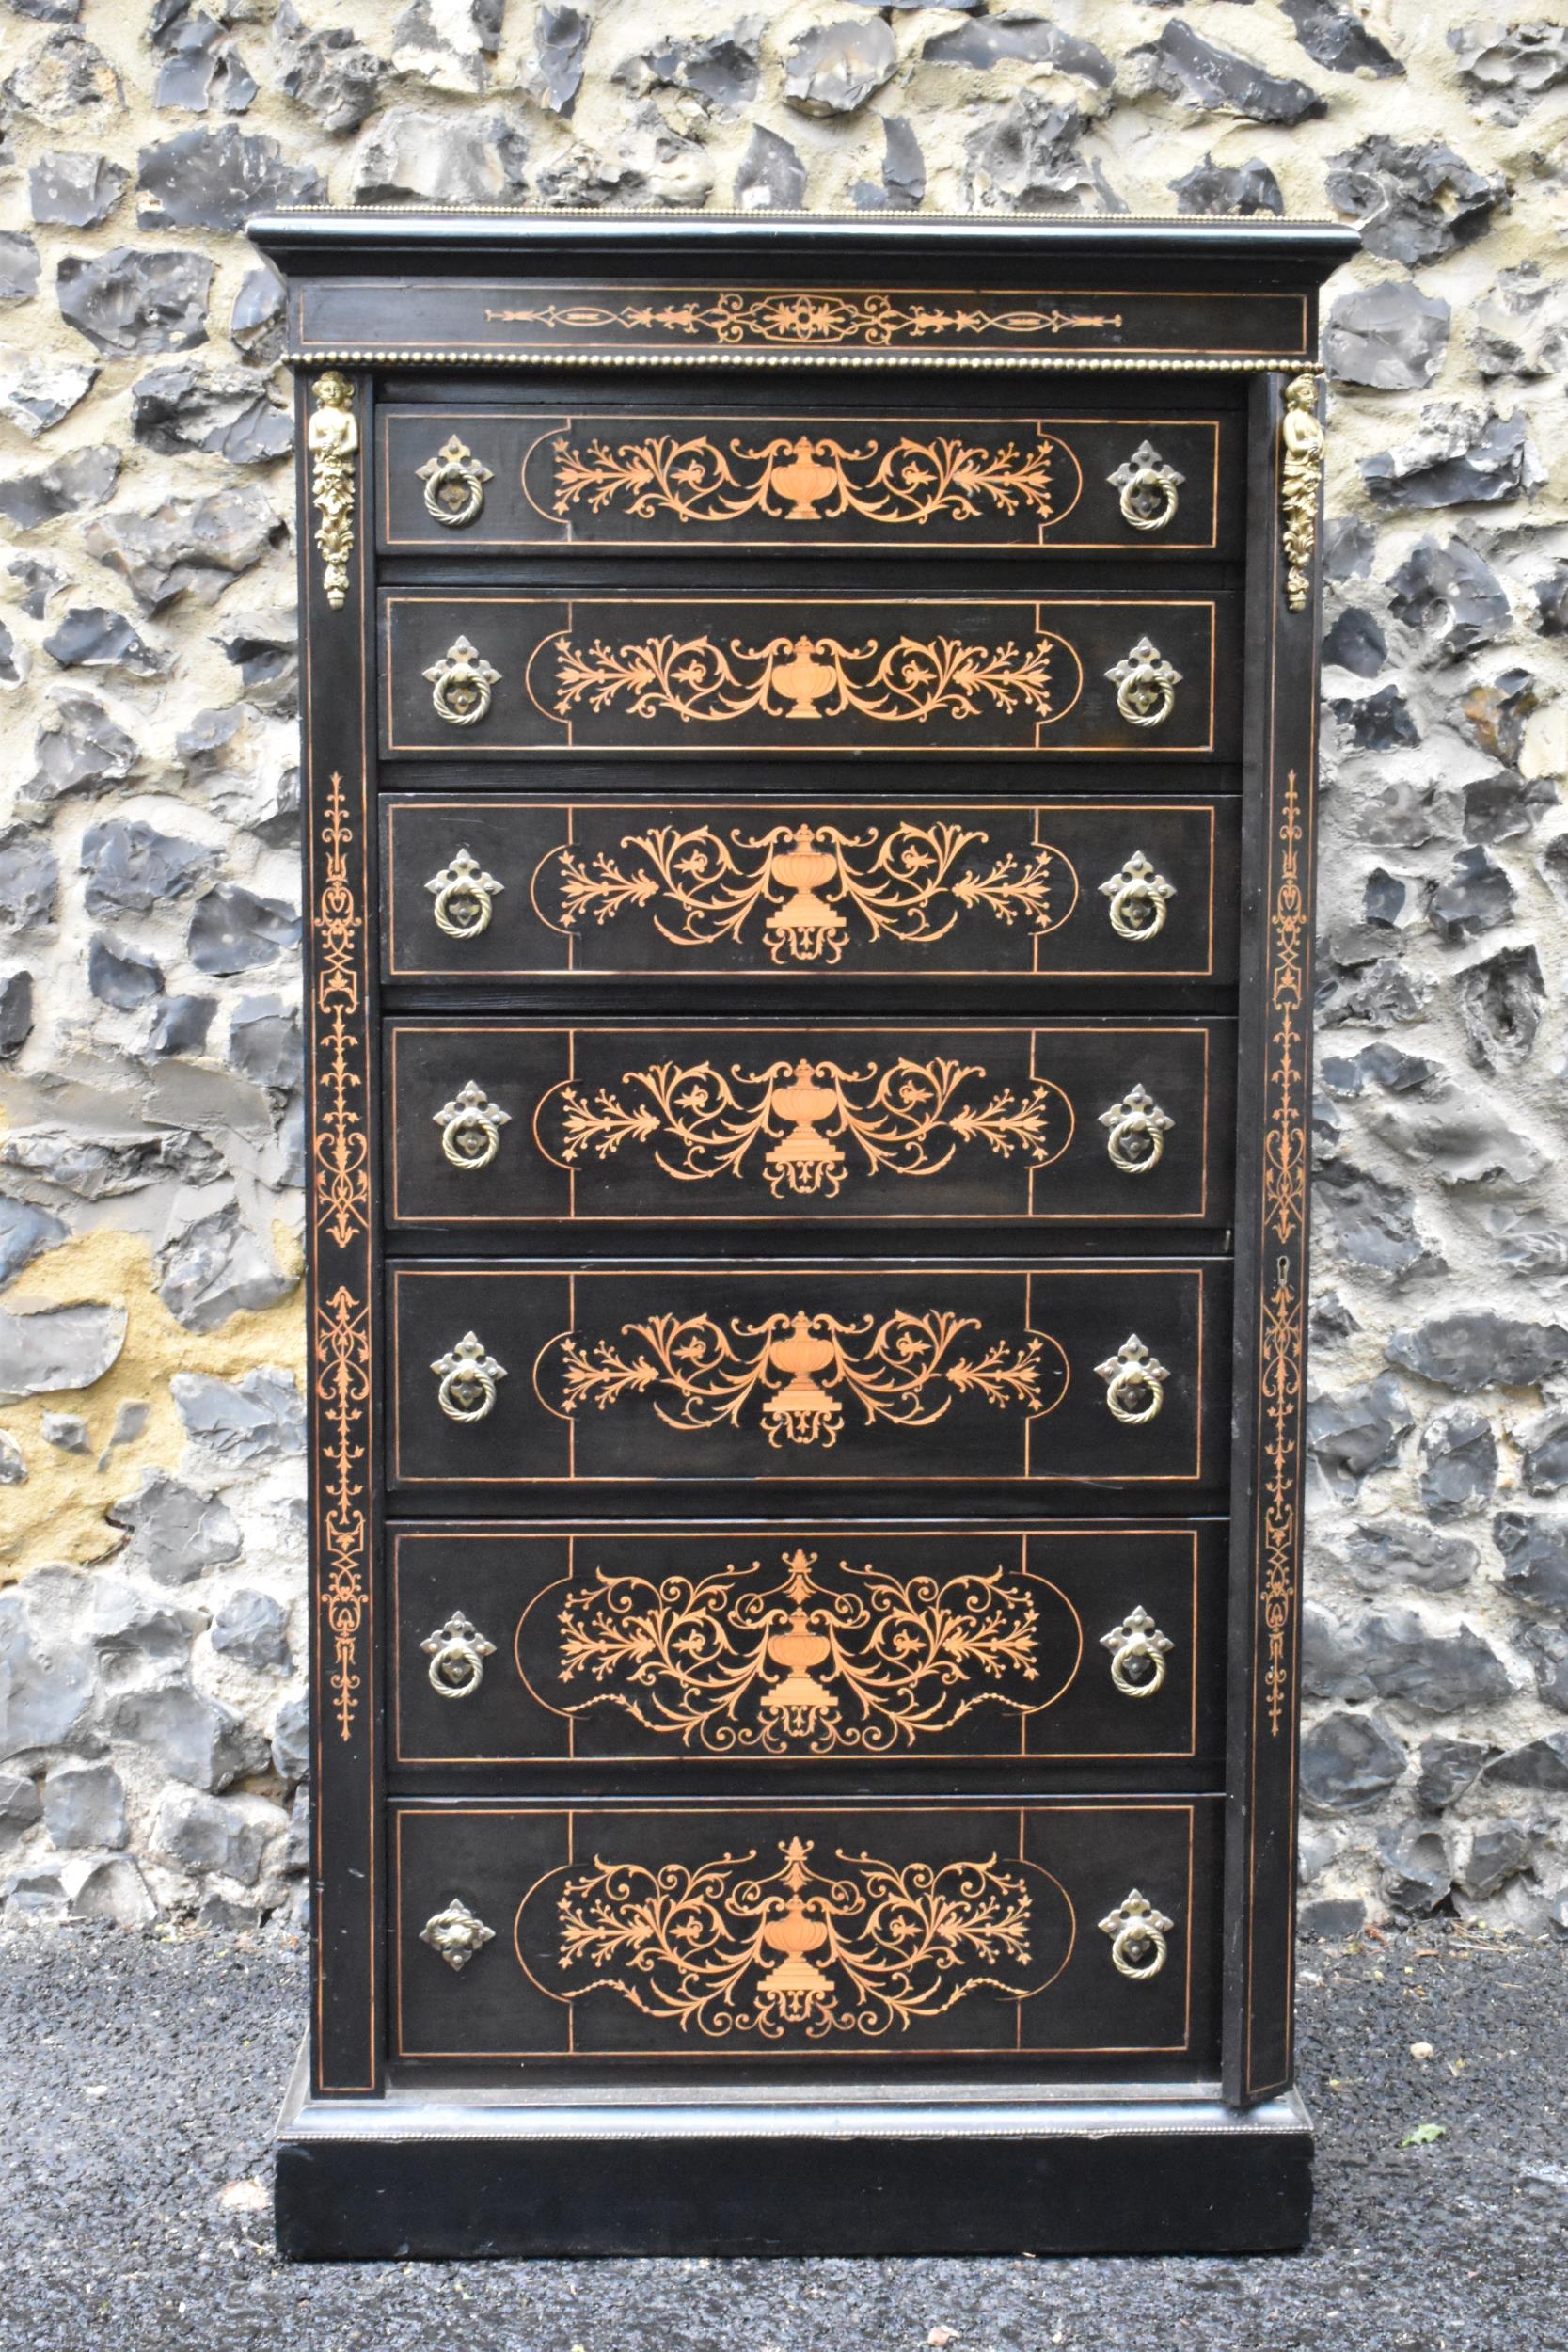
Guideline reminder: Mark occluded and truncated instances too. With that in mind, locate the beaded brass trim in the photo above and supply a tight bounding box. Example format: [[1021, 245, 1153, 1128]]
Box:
[[286, 348, 1323, 376]]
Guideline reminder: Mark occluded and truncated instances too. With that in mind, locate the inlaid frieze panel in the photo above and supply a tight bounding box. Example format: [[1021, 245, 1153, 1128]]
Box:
[[381, 595, 1231, 755], [387, 1262, 1227, 1493], [391, 1798, 1219, 2061], [385, 1020, 1232, 1228], [378, 407, 1233, 553], [381, 799, 1238, 985], [390, 1522, 1224, 1768]]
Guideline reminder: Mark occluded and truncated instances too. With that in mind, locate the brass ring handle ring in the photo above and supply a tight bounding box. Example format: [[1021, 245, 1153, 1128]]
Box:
[[441, 1109, 503, 1170], [1108, 1632, 1168, 1699], [422, 455, 487, 529], [1104, 1364, 1165, 1426], [432, 877, 492, 939], [1115, 665, 1177, 729], [1111, 1915, 1168, 1981], [1117, 466, 1180, 532], [437, 1363, 499, 1423], [433, 667, 494, 727], [427, 1634, 487, 1698], [1107, 878, 1168, 942], [1104, 1109, 1165, 1175]]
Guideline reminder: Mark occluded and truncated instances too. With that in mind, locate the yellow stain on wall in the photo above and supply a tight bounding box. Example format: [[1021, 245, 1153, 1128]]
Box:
[[0, 1227, 309, 1584]]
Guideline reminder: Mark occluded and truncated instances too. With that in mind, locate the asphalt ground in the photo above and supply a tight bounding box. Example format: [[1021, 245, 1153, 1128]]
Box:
[[1, 1918, 1563, 2352]]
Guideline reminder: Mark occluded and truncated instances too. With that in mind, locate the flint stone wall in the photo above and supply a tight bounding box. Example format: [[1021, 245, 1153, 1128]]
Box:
[[1, 0, 1567, 1939]]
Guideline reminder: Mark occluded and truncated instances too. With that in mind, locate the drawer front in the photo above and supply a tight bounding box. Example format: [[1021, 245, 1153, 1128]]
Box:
[[387, 1020, 1234, 1230], [388, 1261, 1230, 1494], [392, 1797, 1219, 2063], [382, 798, 1239, 986], [392, 1521, 1226, 1769], [382, 594, 1232, 757], [379, 406, 1235, 555]]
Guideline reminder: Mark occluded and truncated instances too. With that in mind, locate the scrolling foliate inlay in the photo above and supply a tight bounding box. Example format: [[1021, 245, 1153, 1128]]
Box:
[[313, 772, 371, 1251], [546, 1308, 1057, 1449], [549, 1546, 1055, 1756], [525, 1836, 1064, 2037], [548, 429, 1069, 530], [317, 1284, 372, 1741], [538, 820, 1078, 963], [486, 291, 1120, 350], [547, 628, 1069, 730], [542, 1056, 1070, 1196], [1259, 770, 1311, 1740]]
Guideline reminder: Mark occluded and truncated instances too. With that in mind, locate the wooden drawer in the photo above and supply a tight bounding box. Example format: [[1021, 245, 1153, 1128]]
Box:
[[380, 594, 1233, 758], [387, 1260, 1230, 1499], [378, 405, 1235, 556], [391, 1520, 1227, 1771], [381, 797, 1239, 989], [391, 1797, 1220, 2065], [385, 1019, 1235, 1232]]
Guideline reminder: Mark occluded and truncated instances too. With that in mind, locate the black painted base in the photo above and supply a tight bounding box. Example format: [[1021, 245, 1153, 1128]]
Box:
[[275, 2057, 1313, 2261]]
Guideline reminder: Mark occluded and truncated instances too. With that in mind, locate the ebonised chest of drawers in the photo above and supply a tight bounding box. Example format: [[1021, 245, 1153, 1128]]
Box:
[[251, 208, 1353, 2261]]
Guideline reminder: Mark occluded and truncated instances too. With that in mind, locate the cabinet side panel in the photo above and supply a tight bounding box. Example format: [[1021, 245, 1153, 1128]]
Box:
[[1223, 372, 1319, 2106], [299, 362, 383, 2096]]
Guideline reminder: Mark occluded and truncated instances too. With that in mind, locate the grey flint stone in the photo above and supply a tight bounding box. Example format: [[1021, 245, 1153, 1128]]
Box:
[[284, 1785, 309, 1874], [0, 623, 27, 691], [152, 3, 258, 118], [0, 233, 40, 307], [1362, 406, 1542, 507], [735, 126, 806, 210], [0, 1596, 92, 1756], [0, 1437, 26, 1487], [1141, 21, 1324, 122], [172, 1367, 304, 1465], [85, 485, 283, 613], [1321, 1043, 1434, 1095], [0, 442, 119, 532], [1429, 847, 1516, 943], [1324, 279, 1449, 389], [1495, 1514, 1568, 1613], [210, 1588, 290, 1673], [351, 105, 529, 206], [82, 820, 214, 917], [1388, 538, 1510, 660], [0, 345, 97, 437], [1300, 1711, 1407, 1813], [1170, 154, 1283, 217], [8, 556, 71, 619], [616, 25, 761, 115], [156, 1200, 294, 1332], [0, 1201, 67, 1290], [135, 127, 324, 232], [9, 0, 80, 23], [1417, 1735, 1491, 1811], [154, 1786, 267, 1883], [1307, 1375, 1414, 1492], [1315, 1162, 1433, 1279], [229, 267, 284, 365], [391, 0, 502, 97], [0, 1300, 125, 1403], [1521, 1421, 1568, 1499], [1458, 1820, 1535, 1898], [228, 995, 301, 1089], [1328, 681, 1420, 749], [28, 148, 129, 228], [1457, 944, 1544, 1070], [1380, 1827, 1451, 1915], [56, 247, 213, 358], [1485, 1733, 1568, 1792], [1472, 266, 1568, 381], [0, 1126, 221, 1202], [1326, 136, 1505, 265], [4, 30, 122, 128], [187, 884, 301, 977], [1304, 1602, 1511, 1715], [1324, 516, 1377, 580], [1323, 607, 1386, 675], [1298, 1898, 1366, 1941], [43, 608, 165, 679], [40, 1414, 87, 1454], [0, 1774, 41, 1849], [964, 91, 1092, 210], [270, 1692, 308, 1783], [8, 1856, 154, 1927], [1283, 0, 1401, 77], [924, 13, 1112, 86], [0, 827, 58, 936], [1465, 771, 1556, 844], [1388, 1311, 1568, 1392], [530, 6, 590, 115], [855, 116, 926, 210], [42, 1757, 126, 1850], [149, 995, 216, 1057], [102, 1681, 261, 1793], [1450, 20, 1568, 123], [1418, 1406, 1497, 1520], [108, 1468, 241, 1586], [87, 934, 163, 1010], [131, 365, 293, 467], [214, 611, 296, 709], [784, 19, 896, 118], [1462, 667, 1537, 764], [273, 0, 384, 133]]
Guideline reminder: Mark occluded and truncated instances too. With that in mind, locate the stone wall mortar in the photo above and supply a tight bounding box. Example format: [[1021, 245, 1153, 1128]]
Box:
[[0, 0, 1565, 1935]]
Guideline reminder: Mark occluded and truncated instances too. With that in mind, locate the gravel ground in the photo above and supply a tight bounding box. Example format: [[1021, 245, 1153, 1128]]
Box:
[[1, 1919, 1564, 2352]]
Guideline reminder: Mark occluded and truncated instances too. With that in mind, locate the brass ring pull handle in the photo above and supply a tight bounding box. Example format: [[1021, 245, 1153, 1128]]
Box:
[[435, 1079, 511, 1170], [1099, 851, 1175, 944], [1100, 1085, 1174, 1175], [421, 1610, 497, 1699], [1101, 1606, 1174, 1699], [1099, 1890, 1172, 1982], [432, 1330, 506, 1423], [1107, 439, 1184, 533], [1096, 1334, 1169, 1426], [1106, 636, 1181, 729], [426, 848, 504, 942], [425, 635, 500, 727], [417, 435, 494, 529], [420, 1898, 496, 1972]]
